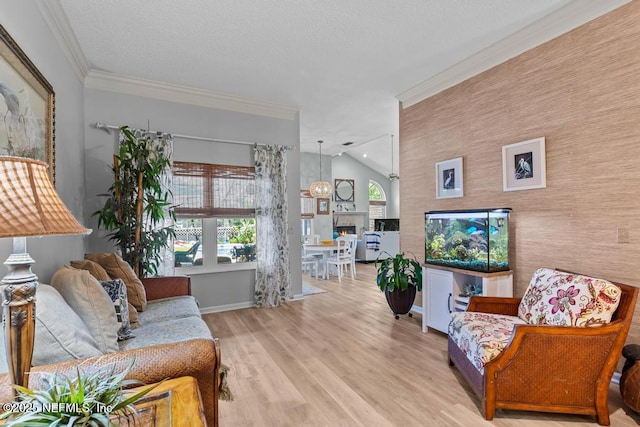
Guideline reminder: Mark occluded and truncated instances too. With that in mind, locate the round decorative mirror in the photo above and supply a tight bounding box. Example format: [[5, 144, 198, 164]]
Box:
[[335, 179, 355, 202]]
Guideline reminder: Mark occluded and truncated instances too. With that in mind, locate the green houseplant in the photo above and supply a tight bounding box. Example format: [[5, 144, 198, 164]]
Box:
[[0, 359, 160, 426], [376, 252, 423, 319], [94, 126, 175, 278]]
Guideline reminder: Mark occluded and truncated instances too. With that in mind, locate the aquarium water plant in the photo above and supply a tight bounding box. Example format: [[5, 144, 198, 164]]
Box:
[[425, 208, 511, 273]]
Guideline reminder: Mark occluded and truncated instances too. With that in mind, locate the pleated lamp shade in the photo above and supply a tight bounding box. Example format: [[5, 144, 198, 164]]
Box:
[[0, 157, 91, 238]]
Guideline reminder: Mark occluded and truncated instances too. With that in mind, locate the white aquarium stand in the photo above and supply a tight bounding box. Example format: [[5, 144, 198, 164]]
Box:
[[422, 264, 513, 333]]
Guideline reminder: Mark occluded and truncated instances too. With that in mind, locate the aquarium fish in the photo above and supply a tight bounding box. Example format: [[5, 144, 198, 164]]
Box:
[[467, 225, 500, 235]]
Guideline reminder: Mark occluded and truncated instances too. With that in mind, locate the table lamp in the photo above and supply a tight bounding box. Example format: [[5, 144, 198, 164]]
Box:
[[0, 156, 90, 394]]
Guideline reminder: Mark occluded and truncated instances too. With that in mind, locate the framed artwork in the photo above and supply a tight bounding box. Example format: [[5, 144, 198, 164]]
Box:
[[0, 25, 55, 183], [316, 198, 330, 215], [502, 137, 546, 191], [435, 157, 463, 199], [334, 178, 355, 202]]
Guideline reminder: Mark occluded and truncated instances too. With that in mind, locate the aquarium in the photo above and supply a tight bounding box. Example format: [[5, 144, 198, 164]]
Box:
[[425, 208, 511, 273]]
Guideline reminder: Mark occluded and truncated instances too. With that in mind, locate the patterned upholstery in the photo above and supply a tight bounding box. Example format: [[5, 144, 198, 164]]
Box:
[[449, 312, 526, 374], [449, 268, 622, 375], [518, 268, 621, 327]]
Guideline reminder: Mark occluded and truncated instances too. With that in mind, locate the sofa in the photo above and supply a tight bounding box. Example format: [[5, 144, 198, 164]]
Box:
[[0, 254, 220, 427], [448, 267, 638, 425]]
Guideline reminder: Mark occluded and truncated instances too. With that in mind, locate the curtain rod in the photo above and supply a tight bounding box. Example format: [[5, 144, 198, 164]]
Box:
[[93, 122, 294, 150]]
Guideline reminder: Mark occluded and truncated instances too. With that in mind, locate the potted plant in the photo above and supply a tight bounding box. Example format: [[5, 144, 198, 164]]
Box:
[[0, 359, 160, 426], [376, 252, 423, 319], [94, 126, 175, 278]]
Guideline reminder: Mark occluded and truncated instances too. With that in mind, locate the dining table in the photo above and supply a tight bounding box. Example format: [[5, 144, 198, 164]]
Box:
[[303, 243, 342, 280]]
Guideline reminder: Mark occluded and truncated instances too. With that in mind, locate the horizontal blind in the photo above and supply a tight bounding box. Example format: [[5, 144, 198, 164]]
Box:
[[301, 190, 315, 219], [173, 161, 255, 218]]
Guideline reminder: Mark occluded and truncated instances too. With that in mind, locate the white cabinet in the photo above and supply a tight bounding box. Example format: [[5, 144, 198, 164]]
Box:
[[355, 231, 400, 261], [422, 265, 513, 333]]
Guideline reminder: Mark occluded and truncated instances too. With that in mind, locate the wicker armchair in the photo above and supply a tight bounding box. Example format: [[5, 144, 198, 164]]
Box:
[[448, 270, 638, 426], [0, 276, 221, 427]]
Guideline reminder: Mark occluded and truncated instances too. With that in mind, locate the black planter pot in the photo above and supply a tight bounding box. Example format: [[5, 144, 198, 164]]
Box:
[[384, 285, 417, 319]]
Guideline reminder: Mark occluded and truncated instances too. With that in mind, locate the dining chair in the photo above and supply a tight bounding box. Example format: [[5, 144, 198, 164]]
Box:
[[301, 253, 319, 278], [344, 234, 358, 277], [326, 237, 354, 282]]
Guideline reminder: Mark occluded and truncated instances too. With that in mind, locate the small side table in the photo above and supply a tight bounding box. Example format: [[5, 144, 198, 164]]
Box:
[[621, 344, 640, 413], [124, 376, 207, 426]]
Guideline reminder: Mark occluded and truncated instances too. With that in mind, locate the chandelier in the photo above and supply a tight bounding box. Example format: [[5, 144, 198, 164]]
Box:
[[309, 140, 332, 198]]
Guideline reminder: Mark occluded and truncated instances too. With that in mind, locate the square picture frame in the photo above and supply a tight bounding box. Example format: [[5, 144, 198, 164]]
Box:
[[435, 157, 463, 199], [502, 137, 546, 192], [316, 198, 330, 215], [0, 25, 56, 183]]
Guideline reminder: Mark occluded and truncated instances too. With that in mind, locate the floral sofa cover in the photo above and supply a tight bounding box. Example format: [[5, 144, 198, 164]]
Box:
[[449, 268, 622, 374]]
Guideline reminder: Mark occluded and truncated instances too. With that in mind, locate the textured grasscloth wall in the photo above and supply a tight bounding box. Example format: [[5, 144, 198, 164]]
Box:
[[400, 2, 640, 344]]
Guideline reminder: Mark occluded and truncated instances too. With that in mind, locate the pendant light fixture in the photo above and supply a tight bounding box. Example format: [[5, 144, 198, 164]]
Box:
[[309, 140, 332, 198], [388, 134, 399, 181]]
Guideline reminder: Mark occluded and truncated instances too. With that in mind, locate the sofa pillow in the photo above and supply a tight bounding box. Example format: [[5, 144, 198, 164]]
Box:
[[99, 279, 135, 341], [31, 285, 102, 366], [128, 302, 139, 327], [51, 266, 119, 353], [518, 268, 622, 327], [85, 253, 147, 312], [69, 259, 110, 281]]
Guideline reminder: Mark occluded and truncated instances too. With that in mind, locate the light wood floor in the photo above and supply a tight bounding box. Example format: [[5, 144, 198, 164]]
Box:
[[203, 263, 640, 426]]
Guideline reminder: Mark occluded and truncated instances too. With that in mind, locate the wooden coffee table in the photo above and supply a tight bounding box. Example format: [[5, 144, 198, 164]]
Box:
[[122, 376, 207, 426]]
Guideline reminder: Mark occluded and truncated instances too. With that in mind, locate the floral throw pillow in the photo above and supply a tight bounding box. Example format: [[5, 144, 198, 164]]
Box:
[[100, 279, 135, 341], [518, 268, 621, 327]]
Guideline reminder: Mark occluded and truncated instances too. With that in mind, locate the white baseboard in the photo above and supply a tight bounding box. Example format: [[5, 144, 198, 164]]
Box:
[[410, 305, 423, 315], [199, 301, 254, 314], [199, 294, 305, 314]]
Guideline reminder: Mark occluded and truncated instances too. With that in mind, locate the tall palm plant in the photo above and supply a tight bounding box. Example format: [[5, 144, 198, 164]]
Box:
[[94, 126, 175, 277]]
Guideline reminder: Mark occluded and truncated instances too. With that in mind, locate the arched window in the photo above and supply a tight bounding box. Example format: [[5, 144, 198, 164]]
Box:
[[369, 180, 386, 230]]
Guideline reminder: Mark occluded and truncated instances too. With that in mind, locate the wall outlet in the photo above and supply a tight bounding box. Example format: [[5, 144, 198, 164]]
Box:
[[617, 227, 630, 244]]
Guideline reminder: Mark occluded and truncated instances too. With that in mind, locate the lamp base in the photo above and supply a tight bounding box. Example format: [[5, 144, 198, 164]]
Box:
[[1, 237, 37, 397]]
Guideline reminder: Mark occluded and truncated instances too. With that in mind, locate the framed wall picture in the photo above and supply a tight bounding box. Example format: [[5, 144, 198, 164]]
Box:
[[502, 137, 546, 191], [435, 157, 463, 199], [334, 178, 355, 202], [0, 25, 55, 183], [316, 198, 330, 215]]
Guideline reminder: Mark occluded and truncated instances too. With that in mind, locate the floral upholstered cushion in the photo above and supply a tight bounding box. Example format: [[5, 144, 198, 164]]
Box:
[[517, 268, 621, 327], [449, 311, 526, 374]]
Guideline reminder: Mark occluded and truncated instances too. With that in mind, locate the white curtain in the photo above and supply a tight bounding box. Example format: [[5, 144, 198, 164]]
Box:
[[254, 145, 291, 307]]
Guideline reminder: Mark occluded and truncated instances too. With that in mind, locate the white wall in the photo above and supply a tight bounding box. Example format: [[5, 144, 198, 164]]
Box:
[[0, 2, 87, 282], [300, 152, 333, 239], [331, 153, 396, 226], [83, 89, 301, 309], [300, 152, 398, 239]]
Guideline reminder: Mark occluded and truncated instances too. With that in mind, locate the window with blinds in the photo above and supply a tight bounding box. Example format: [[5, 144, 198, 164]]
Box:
[[173, 161, 257, 268], [173, 161, 255, 218], [300, 190, 315, 219], [369, 180, 386, 231]]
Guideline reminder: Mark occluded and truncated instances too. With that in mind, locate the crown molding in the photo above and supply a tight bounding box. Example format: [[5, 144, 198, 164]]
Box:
[[397, 0, 631, 108], [35, 0, 90, 83], [85, 70, 299, 120]]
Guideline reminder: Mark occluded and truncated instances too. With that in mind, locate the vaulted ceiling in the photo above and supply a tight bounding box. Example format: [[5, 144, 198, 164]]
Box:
[[50, 0, 627, 176]]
